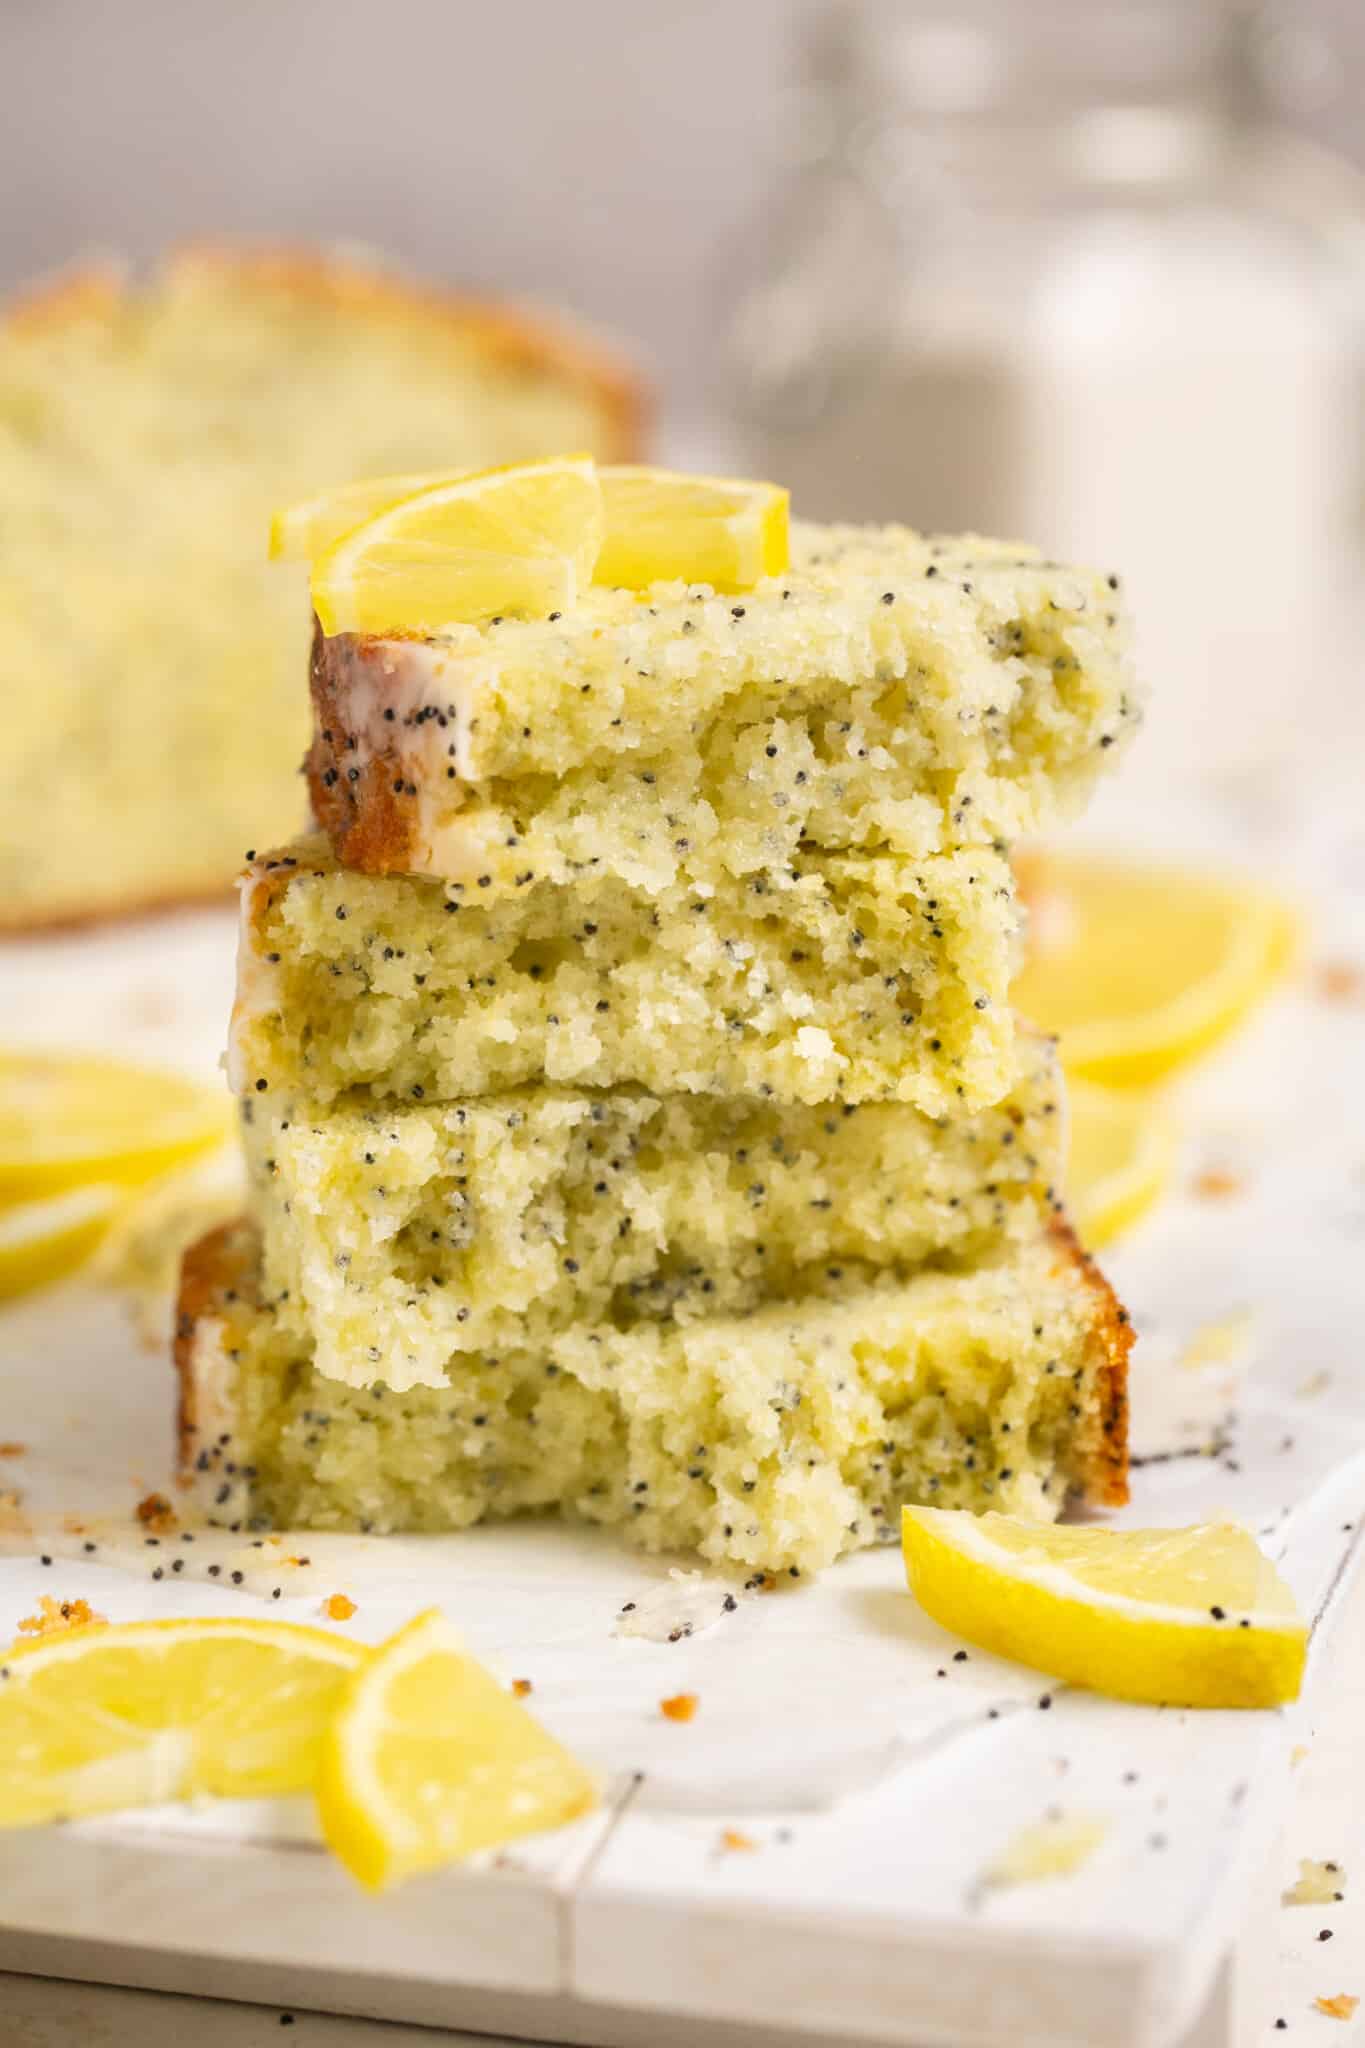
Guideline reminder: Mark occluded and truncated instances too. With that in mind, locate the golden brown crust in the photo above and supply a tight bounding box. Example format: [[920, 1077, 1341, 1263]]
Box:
[[4, 247, 648, 462], [165, 241, 648, 461], [172, 1217, 257, 1485], [2, 261, 126, 336], [1046, 1210, 1132, 1508], [305, 626, 427, 873]]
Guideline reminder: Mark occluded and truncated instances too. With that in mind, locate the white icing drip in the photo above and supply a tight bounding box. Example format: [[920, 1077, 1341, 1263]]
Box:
[[224, 867, 283, 1094], [332, 637, 488, 785]]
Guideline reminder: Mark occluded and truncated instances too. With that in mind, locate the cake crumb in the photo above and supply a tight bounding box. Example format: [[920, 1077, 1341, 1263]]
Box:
[[1179, 1311, 1255, 1370], [981, 1812, 1109, 1890], [1192, 1169, 1244, 1202], [135, 1492, 177, 1533], [1315, 961, 1362, 1003], [322, 1593, 356, 1621], [1284, 1859, 1346, 1907], [511, 1678, 533, 1698], [15, 1594, 107, 1641], [0, 1443, 25, 1458], [1313, 1994, 1358, 2021], [660, 1692, 699, 1722], [720, 1828, 758, 1853]]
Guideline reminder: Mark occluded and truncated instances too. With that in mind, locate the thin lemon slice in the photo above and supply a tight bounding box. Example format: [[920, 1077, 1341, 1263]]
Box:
[[0, 1052, 231, 1202], [1067, 1081, 1177, 1249], [901, 1509, 1307, 1708], [0, 1183, 122, 1300], [0, 1619, 363, 1828], [317, 1608, 597, 1890], [270, 470, 464, 562], [309, 455, 603, 636], [594, 467, 789, 592], [1014, 853, 1297, 1086]]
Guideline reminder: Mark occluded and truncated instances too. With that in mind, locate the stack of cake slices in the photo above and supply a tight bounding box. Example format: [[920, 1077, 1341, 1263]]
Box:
[[177, 495, 1139, 1577]]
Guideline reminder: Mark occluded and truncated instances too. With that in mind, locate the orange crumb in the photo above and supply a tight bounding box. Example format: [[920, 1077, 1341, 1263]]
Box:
[[16, 1594, 107, 1641], [660, 1692, 699, 1723], [1316, 961, 1363, 1004], [61, 1515, 88, 1536], [511, 1677, 533, 1698], [135, 1491, 177, 1533], [720, 1828, 758, 1853], [0, 1444, 25, 1458], [1314, 1995, 1358, 2021], [285, 1555, 311, 1568], [1292, 1745, 1311, 1767], [322, 1593, 356, 1621], [1192, 1169, 1244, 1201]]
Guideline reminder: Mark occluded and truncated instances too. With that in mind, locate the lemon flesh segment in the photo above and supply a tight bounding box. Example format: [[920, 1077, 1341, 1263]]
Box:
[[0, 1052, 231, 1202], [317, 1608, 598, 1890], [0, 1620, 365, 1828], [595, 467, 789, 594], [1067, 1081, 1177, 1249], [0, 1182, 123, 1300], [901, 1509, 1307, 1709], [270, 470, 470, 562], [1014, 853, 1298, 1087], [310, 455, 603, 637]]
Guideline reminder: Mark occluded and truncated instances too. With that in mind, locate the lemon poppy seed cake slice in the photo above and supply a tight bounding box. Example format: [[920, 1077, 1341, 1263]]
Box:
[[307, 528, 1139, 890], [228, 836, 1019, 1116], [175, 1217, 1130, 1576], [240, 1032, 1065, 1391], [0, 246, 643, 931]]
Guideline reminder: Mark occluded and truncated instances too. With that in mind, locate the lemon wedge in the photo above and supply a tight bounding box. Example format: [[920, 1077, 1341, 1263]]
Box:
[[1067, 1081, 1176, 1249], [0, 1619, 363, 1828], [1014, 853, 1297, 1087], [276, 462, 790, 621], [309, 455, 603, 636], [0, 1183, 123, 1300], [901, 1509, 1307, 1708], [269, 470, 461, 562], [594, 467, 789, 592], [317, 1608, 597, 1890], [0, 1052, 231, 1202]]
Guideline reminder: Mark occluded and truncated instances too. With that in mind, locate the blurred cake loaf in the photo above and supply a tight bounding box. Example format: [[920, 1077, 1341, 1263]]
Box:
[[239, 1030, 1066, 1390], [176, 1215, 1129, 1576], [307, 528, 1137, 891], [0, 246, 643, 930]]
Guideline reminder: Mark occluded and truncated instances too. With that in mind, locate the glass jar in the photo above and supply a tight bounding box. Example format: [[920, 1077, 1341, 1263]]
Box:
[[722, 1, 1365, 807]]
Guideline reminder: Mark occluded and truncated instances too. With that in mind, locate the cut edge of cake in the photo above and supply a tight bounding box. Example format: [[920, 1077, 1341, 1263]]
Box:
[[173, 1212, 1130, 1575]]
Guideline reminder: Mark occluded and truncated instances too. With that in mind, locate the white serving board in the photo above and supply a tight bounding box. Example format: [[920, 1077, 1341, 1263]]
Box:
[[1, 779, 1364, 2048]]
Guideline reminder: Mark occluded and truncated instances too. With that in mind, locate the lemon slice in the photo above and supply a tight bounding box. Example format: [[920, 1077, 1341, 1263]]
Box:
[[309, 455, 603, 636], [0, 1052, 231, 1202], [317, 1608, 597, 1890], [901, 1510, 1307, 1708], [1014, 853, 1297, 1086], [270, 470, 463, 562], [594, 467, 789, 592], [0, 1183, 122, 1300], [0, 1619, 363, 1828], [1067, 1081, 1177, 1249]]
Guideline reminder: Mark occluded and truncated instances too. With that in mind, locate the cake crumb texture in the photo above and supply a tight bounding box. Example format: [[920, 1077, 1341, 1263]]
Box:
[[176, 1216, 1129, 1577]]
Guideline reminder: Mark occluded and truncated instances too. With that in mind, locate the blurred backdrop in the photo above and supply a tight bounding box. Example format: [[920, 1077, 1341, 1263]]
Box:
[[6, 0, 1365, 800]]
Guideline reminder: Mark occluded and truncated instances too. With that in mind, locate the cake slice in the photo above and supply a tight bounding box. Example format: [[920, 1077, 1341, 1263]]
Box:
[[228, 837, 1019, 1116], [306, 525, 1138, 891], [175, 1217, 1130, 1577], [0, 245, 643, 931], [241, 1032, 1065, 1391]]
